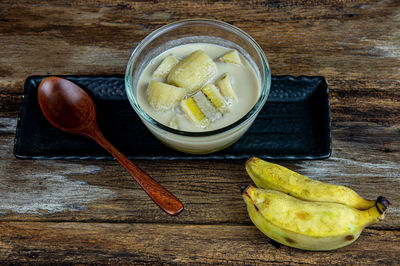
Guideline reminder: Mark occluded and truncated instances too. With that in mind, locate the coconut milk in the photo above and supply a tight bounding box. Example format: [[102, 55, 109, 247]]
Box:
[[137, 43, 260, 132]]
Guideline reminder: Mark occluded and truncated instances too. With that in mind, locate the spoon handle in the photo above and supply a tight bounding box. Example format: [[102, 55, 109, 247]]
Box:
[[89, 128, 184, 216]]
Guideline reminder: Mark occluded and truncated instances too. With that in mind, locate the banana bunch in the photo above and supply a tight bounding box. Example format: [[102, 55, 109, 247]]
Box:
[[147, 49, 241, 129], [242, 157, 391, 251]]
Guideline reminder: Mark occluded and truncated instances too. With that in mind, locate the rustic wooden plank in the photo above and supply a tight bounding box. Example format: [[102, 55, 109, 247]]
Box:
[[0, 222, 399, 264], [1, 123, 399, 227]]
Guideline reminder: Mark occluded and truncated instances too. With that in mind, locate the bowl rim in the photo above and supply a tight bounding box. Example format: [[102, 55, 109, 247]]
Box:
[[125, 18, 271, 137]]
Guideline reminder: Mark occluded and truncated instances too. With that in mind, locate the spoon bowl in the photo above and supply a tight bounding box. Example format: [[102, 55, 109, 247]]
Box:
[[38, 77, 97, 134], [38, 77, 184, 216]]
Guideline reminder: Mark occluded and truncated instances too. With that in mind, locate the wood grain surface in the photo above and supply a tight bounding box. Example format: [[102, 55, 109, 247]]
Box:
[[1, 223, 399, 264], [0, 0, 399, 264]]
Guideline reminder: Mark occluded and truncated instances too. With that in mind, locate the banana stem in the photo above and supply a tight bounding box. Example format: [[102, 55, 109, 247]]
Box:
[[376, 196, 391, 214]]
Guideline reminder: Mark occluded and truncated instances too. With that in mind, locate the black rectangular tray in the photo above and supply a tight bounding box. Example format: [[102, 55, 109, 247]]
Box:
[[14, 75, 331, 160]]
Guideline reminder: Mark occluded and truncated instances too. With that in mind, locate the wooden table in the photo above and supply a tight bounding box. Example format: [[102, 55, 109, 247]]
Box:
[[1, 0, 399, 264]]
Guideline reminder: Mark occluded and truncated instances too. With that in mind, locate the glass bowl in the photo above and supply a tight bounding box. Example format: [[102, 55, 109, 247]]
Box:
[[125, 19, 271, 154]]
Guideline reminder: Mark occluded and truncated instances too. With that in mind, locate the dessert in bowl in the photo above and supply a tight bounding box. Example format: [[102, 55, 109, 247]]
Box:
[[125, 19, 271, 154]]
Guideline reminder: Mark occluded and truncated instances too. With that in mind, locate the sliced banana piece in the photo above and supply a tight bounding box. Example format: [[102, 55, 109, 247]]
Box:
[[153, 54, 180, 80], [168, 114, 179, 130], [219, 49, 242, 65], [180, 97, 210, 128], [192, 91, 222, 122], [167, 50, 217, 94], [216, 73, 238, 102], [147, 80, 185, 111], [201, 84, 229, 114]]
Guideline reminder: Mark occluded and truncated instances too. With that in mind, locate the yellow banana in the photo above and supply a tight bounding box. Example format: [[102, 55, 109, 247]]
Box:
[[180, 97, 210, 128], [242, 185, 390, 251], [245, 157, 375, 210], [202, 84, 229, 114]]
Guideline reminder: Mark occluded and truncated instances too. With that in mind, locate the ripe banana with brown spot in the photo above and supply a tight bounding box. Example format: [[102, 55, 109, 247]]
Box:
[[245, 157, 375, 210], [242, 185, 390, 251]]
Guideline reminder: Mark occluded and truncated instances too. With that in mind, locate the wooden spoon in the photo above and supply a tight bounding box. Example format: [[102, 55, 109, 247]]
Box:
[[38, 77, 184, 216]]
